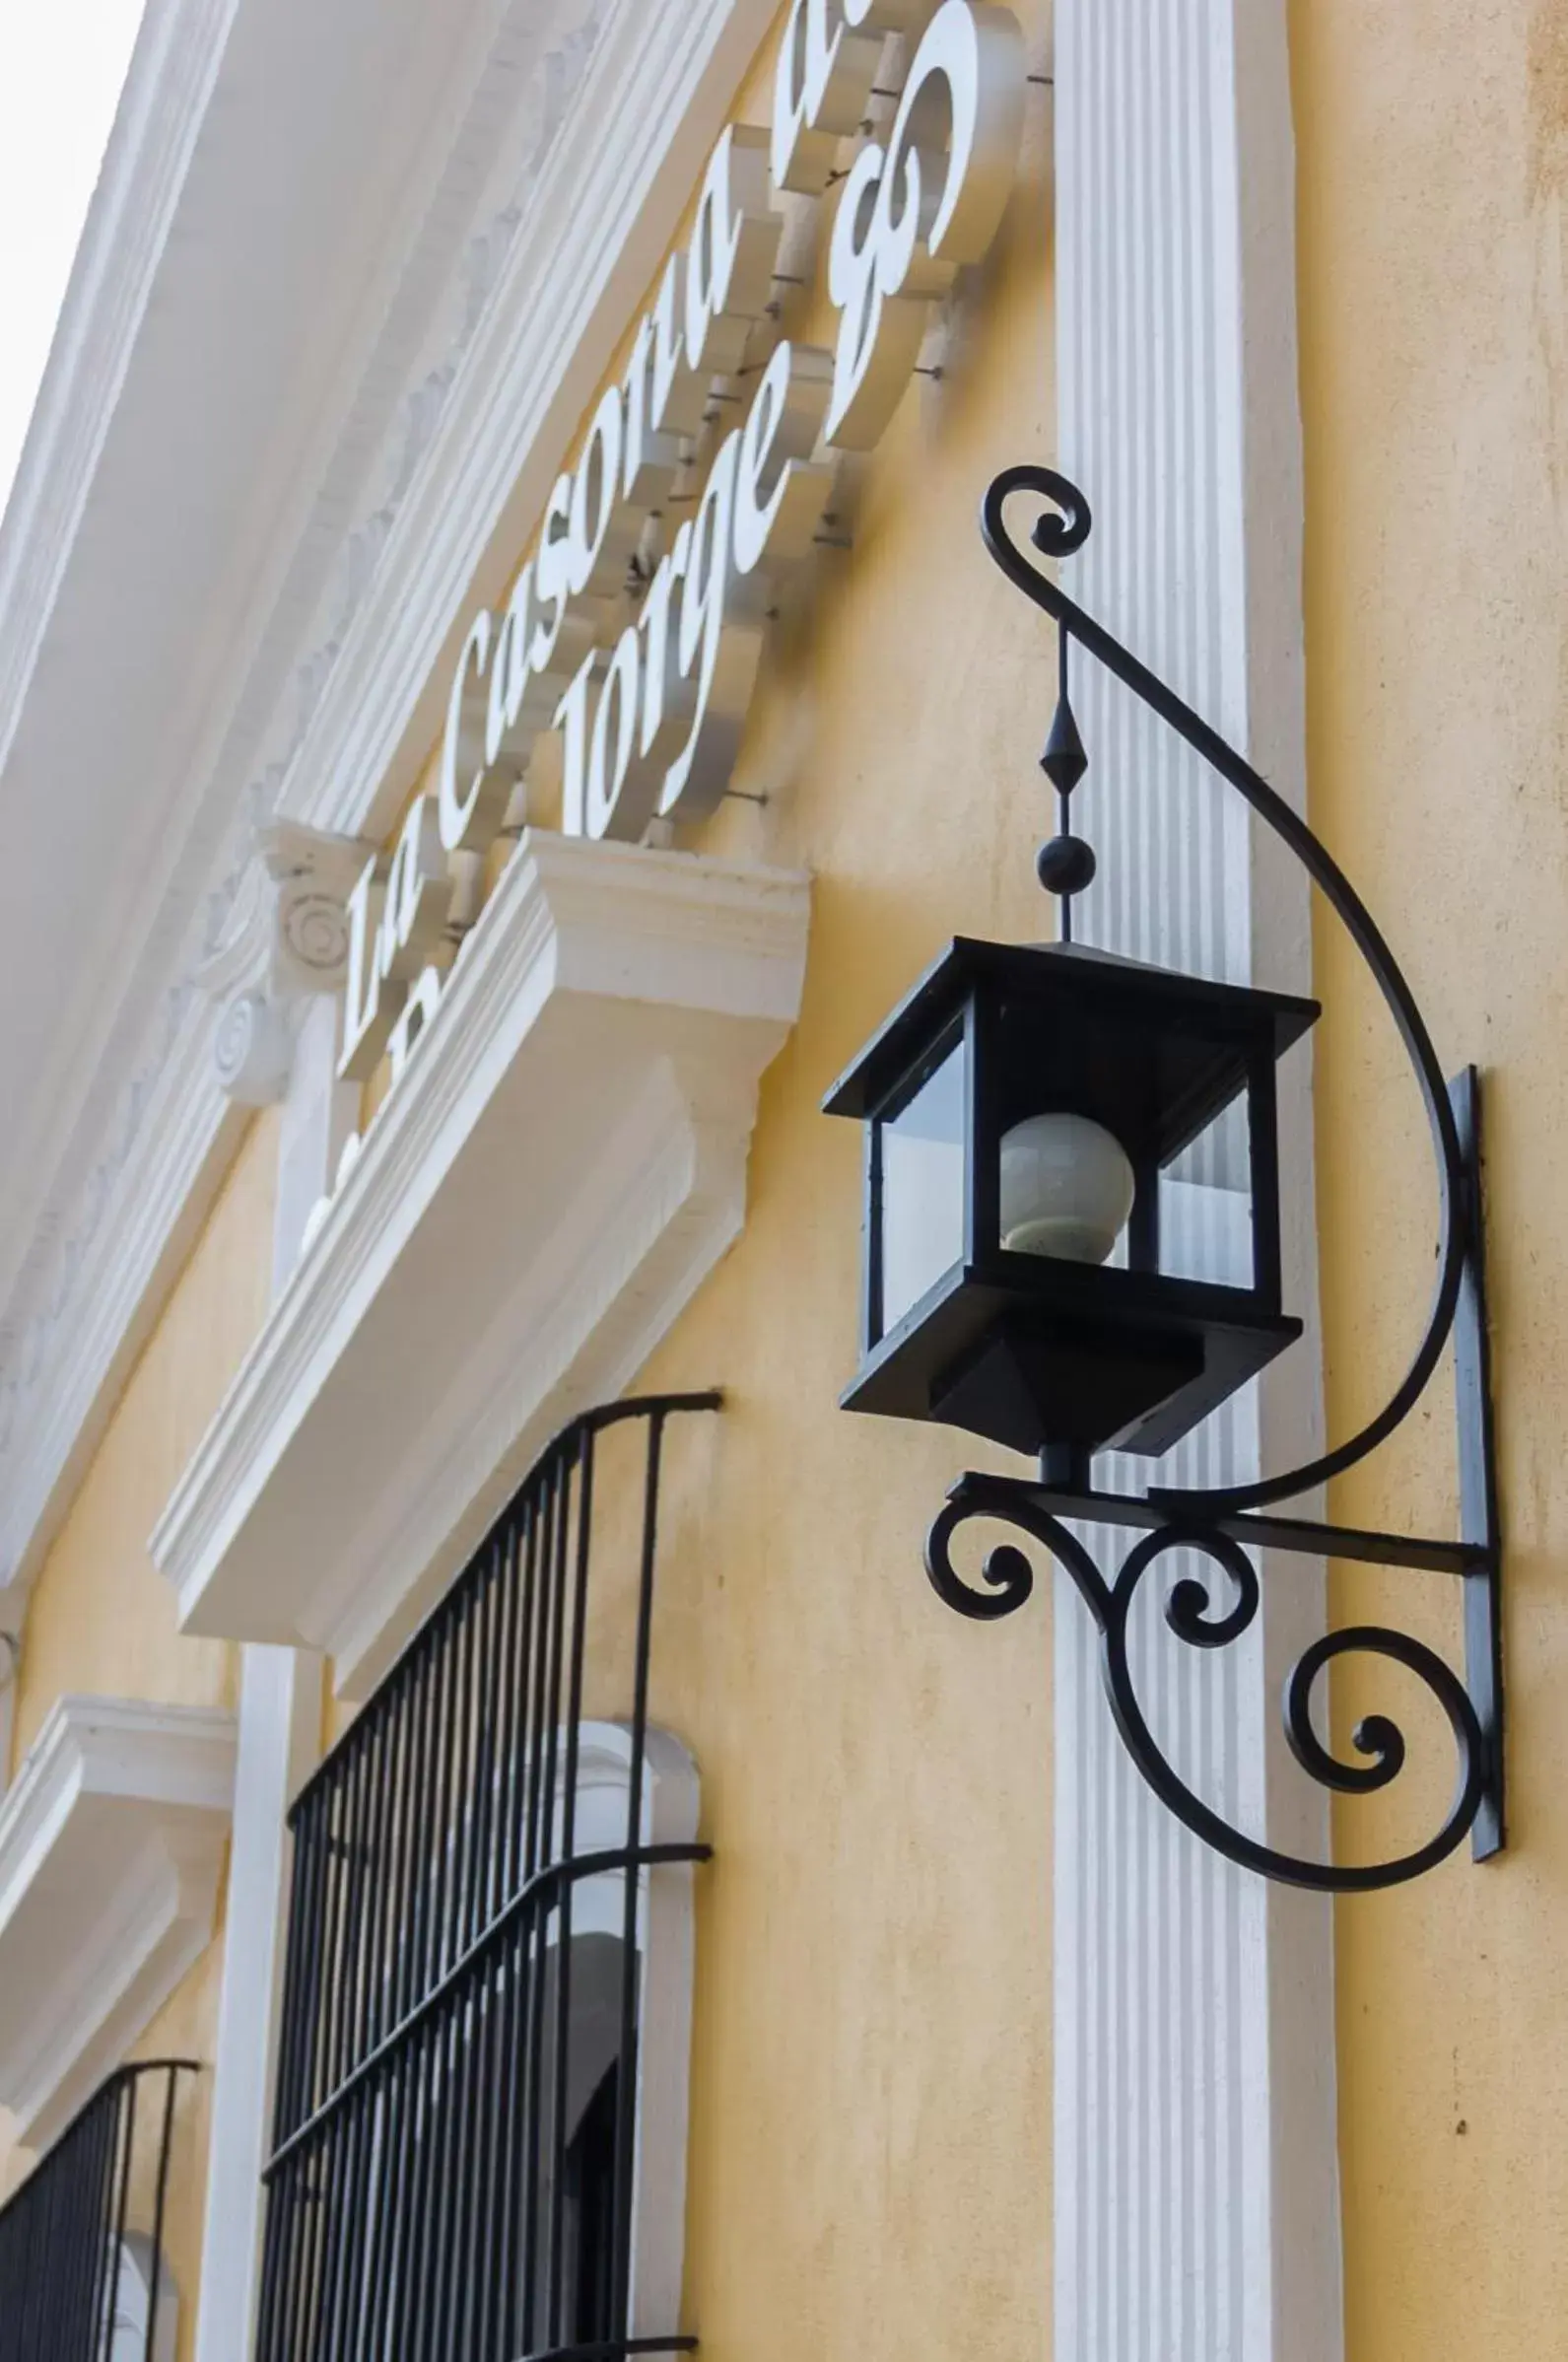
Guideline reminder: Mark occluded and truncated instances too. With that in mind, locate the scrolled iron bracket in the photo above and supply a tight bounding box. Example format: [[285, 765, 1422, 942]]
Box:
[[926, 467, 1505, 1893]]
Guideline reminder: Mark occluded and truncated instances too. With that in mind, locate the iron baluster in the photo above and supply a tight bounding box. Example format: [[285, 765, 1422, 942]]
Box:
[[256, 1393, 720, 2359], [0, 2061, 194, 2362]]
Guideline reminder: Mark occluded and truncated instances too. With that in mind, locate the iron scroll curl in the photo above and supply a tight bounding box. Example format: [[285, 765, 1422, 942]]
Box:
[[925, 1476, 1489, 1891], [979, 463, 1469, 1520]]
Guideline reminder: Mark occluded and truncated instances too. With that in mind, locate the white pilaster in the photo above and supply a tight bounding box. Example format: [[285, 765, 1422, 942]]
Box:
[[192, 1646, 319, 2360], [270, 998, 361, 1295], [192, 1004, 341, 2362], [1054, 5, 1341, 2358]]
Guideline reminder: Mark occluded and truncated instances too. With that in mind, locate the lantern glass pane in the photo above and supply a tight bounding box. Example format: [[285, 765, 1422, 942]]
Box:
[[877, 1039, 967, 1333], [1159, 1098, 1255, 1286]]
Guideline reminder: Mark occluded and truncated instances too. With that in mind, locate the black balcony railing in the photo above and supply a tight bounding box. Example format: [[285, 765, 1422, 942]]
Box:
[[0, 2059, 193, 2362], [256, 1392, 719, 2362]]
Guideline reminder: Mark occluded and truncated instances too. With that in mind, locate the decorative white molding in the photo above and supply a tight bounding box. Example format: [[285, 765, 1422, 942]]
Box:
[[1054, 4, 1340, 2360], [196, 823, 368, 1008], [0, 1696, 237, 2152], [152, 834, 810, 1695], [0, 0, 609, 1325], [196, 823, 368, 1107], [0, 0, 769, 1620]]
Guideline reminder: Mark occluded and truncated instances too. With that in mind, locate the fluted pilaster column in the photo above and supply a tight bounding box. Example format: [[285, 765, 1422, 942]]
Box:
[[1054, 6, 1341, 2355]]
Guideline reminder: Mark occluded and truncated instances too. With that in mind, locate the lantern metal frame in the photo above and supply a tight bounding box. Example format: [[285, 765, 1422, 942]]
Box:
[[826, 933, 1320, 1464], [844, 464, 1503, 1894]]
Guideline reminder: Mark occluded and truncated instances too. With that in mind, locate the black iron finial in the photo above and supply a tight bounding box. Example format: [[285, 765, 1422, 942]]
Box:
[[1040, 666, 1087, 797], [1037, 617, 1097, 933]]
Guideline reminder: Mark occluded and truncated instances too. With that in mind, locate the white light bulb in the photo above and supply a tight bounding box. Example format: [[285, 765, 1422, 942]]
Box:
[[998, 1112, 1136, 1265]]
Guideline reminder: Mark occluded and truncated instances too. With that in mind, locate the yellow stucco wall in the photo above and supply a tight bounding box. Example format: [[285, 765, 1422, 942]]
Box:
[[9, 1113, 276, 1766], [609, 17, 1057, 2359], [49, 3, 1568, 2353], [320, 5, 1059, 2349], [25, 7, 1567, 2353], [0, 1109, 279, 2356], [1294, 1, 1568, 2352]]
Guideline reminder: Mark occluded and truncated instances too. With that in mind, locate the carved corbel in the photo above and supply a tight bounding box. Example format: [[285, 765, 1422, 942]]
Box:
[[198, 823, 371, 1106]]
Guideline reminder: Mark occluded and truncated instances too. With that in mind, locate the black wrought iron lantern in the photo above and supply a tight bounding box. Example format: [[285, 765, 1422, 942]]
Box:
[[825, 938, 1317, 1474], [824, 464, 1504, 1895]]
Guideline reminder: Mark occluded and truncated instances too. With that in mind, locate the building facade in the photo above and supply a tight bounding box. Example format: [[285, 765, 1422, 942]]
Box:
[[0, 2, 1562, 2358]]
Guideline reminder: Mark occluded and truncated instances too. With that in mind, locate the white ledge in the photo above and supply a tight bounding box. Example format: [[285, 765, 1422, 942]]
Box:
[[0, 1696, 237, 2151], [152, 833, 811, 1696]]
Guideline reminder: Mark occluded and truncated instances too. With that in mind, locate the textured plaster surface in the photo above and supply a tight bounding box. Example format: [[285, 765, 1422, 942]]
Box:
[[0, 1109, 275, 2356], [1294, 1, 1568, 2351], [12, 6, 1061, 2354], [609, 14, 1060, 2357]]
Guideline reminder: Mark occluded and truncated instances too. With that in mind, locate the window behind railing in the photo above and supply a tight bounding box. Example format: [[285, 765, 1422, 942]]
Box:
[[0, 2060, 190, 2362], [256, 1393, 718, 2362]]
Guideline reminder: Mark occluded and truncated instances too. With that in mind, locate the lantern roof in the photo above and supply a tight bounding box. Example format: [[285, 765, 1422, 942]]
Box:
[[824, 937, 1319, 1166]]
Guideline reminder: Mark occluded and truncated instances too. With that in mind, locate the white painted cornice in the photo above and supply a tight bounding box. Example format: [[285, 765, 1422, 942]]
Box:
[[152, 834, 810, 1696], [0, 1695, 237, 2152], [287, 0, 783, 847], [0, 0, 600, 1359], [0, 0, 238, 770], [0, 0, 777, 1625]]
